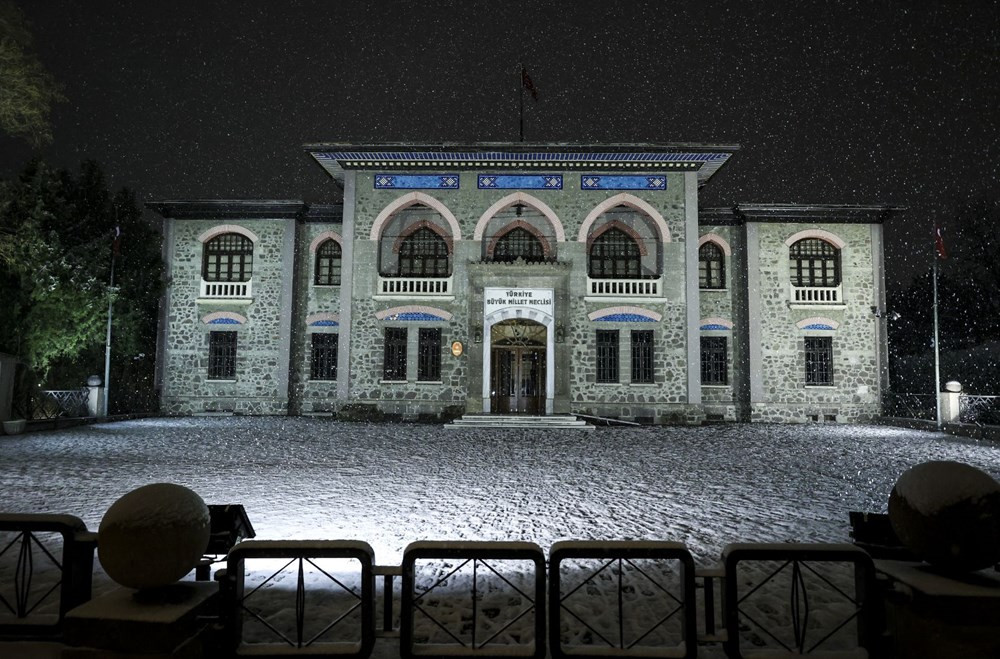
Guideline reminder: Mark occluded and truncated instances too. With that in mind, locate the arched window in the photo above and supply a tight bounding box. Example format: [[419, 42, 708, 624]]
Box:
[[589, 228, 641, 278], [492, 227, 547, 263], [789, 239, 841, 287], [399, 227, 449, 277], [314, 239, 342, 286], [699, 242, 725, 289], [203, 233, 253, 282]]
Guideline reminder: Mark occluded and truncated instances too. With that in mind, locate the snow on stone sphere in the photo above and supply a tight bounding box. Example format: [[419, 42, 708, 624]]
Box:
[[888, 461, 1000, 572], [98, 483, 210, 589]]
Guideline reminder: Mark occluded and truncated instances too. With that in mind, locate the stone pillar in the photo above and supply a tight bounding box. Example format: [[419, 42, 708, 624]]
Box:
[[87, 375, 106, 418], [941, 381, 962, 424]]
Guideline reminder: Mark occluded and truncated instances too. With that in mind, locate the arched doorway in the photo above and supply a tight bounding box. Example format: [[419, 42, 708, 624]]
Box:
[[490, 319, 546, 414]]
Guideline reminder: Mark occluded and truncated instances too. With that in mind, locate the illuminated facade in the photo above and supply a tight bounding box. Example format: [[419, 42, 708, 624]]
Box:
[[150, 143, 896, 423]]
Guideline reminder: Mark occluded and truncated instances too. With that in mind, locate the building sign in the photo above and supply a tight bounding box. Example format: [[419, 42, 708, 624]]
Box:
[[484, 288, 554, 318]]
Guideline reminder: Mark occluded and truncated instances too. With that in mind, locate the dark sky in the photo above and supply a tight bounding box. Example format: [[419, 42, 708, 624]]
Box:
[[2, 0, 998, 286]]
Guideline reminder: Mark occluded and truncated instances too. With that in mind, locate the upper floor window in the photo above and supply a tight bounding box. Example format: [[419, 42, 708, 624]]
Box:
[[315, 239, 342, 286], [789, 239, 840, 288], [203, 233, 253, 282], [699, 242, 725, 289], [399, 227, 450, 277], [492, 227, 547, 263], [589, 228, 641, 278]]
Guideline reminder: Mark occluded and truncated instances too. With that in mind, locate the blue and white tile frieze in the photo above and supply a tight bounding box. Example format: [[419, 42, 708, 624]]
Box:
[[477, 174, 563, 189], [374, 174, 459, 190], [581, 175, 667, 190]]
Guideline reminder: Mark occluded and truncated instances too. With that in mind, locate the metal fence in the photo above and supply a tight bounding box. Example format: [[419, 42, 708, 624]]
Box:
[[0, 515, 881, 658], [959, 394, 1000, 426]]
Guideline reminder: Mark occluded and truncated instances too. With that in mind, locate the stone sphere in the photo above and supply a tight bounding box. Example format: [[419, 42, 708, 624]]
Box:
[[888, 461, 1000, 571], [86, 375, 103, 387], [98, 483, 210, 589]]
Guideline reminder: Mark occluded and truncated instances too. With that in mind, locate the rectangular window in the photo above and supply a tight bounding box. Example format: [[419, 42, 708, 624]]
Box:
[[805, 337, 834, 386], [208, 331, 237, 380], [630, 330, 654, 383], [383, 327, 408, 380], [596, 330, 619, 383], [417, 328, 441, 381], [310, 333, 338, 380], [700, 337, 728, 385]]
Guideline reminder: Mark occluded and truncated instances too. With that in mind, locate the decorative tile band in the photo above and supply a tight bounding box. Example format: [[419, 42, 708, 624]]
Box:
[[700, 317, 733, 331], [581, 175, 666, 190], [307, 313, 340, 327], [801, 323, 835, 330], [310, 320, 339, 327], [594, 313, 657, 322], [796, 316, 839, 330], [375, 305, 454, 322], [700, 324, 730, 331], [588, 306, 663, 323], [202, 311, 247, 325], [478, 174, 563, 190], [374, 174, 459, 190]]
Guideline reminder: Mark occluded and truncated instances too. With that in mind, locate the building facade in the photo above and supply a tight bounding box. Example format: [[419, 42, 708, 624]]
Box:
[[150, 144, 895, 423]]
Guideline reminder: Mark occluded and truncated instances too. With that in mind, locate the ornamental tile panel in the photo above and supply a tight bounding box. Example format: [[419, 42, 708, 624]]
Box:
[[374, 174, 459, 190], [477, 174, 563, 189], [581, 175, 667, 190]]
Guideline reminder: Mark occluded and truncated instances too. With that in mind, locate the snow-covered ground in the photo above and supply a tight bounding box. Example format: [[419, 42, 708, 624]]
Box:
[[2, 417, 999, 564], [2, 418, 999, 657]]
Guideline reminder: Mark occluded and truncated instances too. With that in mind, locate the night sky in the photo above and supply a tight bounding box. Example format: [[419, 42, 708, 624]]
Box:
[[2, 0, 997, 287]]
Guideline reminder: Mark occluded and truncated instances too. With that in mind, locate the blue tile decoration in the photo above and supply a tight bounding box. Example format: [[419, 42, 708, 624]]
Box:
[[207, 318, 241, 325], [309, 320, 339, 327], [802, 323, 835, 330], [594, 313, 657, 322], [391, 312, 446, 322], [700, 323, 731, 331], [581, 175, 667, 190], [374, 174, 459, 190], [477, 174, 563, 190]]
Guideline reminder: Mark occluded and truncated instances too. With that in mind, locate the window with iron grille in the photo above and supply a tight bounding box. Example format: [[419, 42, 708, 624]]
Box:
[[383, 327, 408, 380], [314, 239, 342, 286], [208, 331, 237, 380], [310, 333, 338, 380], [805, 336, 834, 385], [631, 330, 654, 383], [789, 239, 841, 287], [417, 328, 441, 381], [589, 228, 641, 278], [596, 330, 619, 383], [700, 336, 728, 385], [203, 233, 253, 282], [398, 227, 450, 277], [492, 227, 547, 262], [699, 242, 725, 289]]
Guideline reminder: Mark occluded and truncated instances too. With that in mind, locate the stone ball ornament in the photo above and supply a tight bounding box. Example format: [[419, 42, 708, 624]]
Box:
[[98, 483, 211, 589], [888, 460, 1000, 572]]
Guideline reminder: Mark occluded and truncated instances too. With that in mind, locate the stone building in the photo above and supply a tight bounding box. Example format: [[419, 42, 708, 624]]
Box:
[[149, 143, 896, 423]]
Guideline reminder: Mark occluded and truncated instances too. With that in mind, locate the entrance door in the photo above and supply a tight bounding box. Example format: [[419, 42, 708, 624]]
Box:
[[490, 320, 546, 414]]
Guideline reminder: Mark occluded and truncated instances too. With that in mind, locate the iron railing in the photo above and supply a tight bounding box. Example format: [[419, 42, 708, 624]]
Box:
[[0, 514, 97, 637], [959, 394, 1000, 426]]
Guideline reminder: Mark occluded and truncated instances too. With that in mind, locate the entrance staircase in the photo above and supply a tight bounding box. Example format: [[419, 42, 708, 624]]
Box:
[[445, 414, 594, 430]]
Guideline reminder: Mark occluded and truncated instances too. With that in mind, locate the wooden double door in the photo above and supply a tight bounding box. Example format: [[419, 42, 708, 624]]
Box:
[[489, 320, 546, 414]]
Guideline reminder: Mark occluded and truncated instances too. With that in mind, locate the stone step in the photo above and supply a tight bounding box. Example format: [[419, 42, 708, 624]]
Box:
[[445, 414, 594, 430]]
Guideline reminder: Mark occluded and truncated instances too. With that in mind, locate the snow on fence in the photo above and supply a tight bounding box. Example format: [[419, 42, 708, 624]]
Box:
[[0, 515, 879, 658]]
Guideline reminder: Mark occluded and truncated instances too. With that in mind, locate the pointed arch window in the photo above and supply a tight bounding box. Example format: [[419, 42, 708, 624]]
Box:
[[314, 239, 342, 286], [492, 227, 547, 263], [399, 227, 450, 277], [699, 242, 725, 289], [589, 228, 641, 278], [789, 239, 840, 287], [203, 233, 253, 282]]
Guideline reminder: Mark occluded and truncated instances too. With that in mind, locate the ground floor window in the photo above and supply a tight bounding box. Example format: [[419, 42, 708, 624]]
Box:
[[418, 328, 441, 381], [596, 329, 619, 383], [700, 336, 727, 385], [208, 331, 237, 380], [310, 333, 338, 380], [805, 336, 833, 385], [383, 327, 407, 380], [631, 330, 654, 383]]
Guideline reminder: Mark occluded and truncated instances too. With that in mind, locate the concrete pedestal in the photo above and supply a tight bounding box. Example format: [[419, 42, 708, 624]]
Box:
[[876, 560, 1000, 659], [62, 583, 218, 658]]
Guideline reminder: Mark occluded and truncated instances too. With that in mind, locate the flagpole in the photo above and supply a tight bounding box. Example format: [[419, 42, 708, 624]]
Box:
[[932, 249, 942, 430], [519, 63, 525, 142]]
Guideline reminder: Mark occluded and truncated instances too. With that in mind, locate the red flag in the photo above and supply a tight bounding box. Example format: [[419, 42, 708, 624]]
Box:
[[934, 225, 947, 259], [521, 67, 538, 101], [112, 226, 121, 256]]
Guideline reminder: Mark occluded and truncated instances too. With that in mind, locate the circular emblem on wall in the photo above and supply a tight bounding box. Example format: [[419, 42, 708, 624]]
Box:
[[451, 341, 463, 357]]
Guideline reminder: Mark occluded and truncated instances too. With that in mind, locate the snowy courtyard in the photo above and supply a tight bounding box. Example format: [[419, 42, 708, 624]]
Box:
[[3, 417, 999, 565]]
